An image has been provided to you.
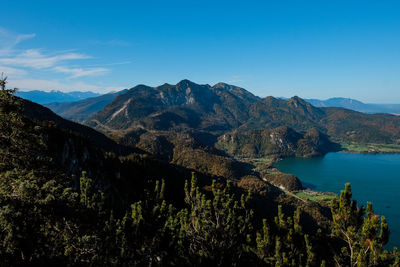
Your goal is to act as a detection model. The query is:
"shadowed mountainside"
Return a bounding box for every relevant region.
[45,90,127,122]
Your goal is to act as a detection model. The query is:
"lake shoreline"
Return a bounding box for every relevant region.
[338,142,400,154]
[273,152,400,248]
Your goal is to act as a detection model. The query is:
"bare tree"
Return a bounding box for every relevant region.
[0,73,17,93]
[0,73,6,91]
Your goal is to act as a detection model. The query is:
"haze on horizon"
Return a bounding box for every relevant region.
[1,0,400,103]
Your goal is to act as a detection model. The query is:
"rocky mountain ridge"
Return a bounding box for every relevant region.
[78,80,400,162]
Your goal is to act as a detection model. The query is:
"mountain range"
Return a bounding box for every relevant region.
[16,81,400,159]
[304,97,400,114]
[80,80,400,148]
[87,80,260,132]
[14,88,400,127]
[27,91,400,127]
[16,90,101,104]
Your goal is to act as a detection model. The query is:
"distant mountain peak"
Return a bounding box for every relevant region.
[213,82,231,89]
[263,96,282,106]
[289,95,305,102]
[156,82,173,88]
[264,96,278,101]
[212,82,247,92]
[176,79,198,87]
[125,84,153,94]
[288,96,311,107]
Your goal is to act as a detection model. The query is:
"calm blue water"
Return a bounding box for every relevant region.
[274,152,400,248]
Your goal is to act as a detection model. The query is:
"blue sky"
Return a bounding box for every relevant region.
[1,0,400,103]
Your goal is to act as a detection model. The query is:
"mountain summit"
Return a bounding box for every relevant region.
[86,80,259,133]
[84,80,400,147]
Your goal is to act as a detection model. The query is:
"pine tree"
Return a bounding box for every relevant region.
[178,174,254,266]
[331,183,393,266]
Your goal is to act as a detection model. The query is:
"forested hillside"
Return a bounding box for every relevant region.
[216,126,340,158]
[80,80,400,160]
[0,77,399,266]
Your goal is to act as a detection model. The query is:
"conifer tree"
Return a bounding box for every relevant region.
[178,174,254,266]
[331,183,392,266]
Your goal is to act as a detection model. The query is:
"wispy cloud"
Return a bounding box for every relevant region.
[0,49,90,69]
[0,27,36,56]
[53,66,108,78]
[0,65,27,77]
[14,33,36,44]
[0,27,125,92]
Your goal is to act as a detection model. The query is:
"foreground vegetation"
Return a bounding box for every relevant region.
[0,78,399,266]
[1,170,398,266]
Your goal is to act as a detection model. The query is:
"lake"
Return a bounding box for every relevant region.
[274,152,400,248]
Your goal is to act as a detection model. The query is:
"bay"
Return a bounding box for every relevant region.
[274,152,400,248]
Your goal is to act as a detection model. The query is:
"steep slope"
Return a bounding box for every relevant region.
[45,90,127,122]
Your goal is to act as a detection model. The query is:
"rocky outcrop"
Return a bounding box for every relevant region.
[263,172,303,191]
